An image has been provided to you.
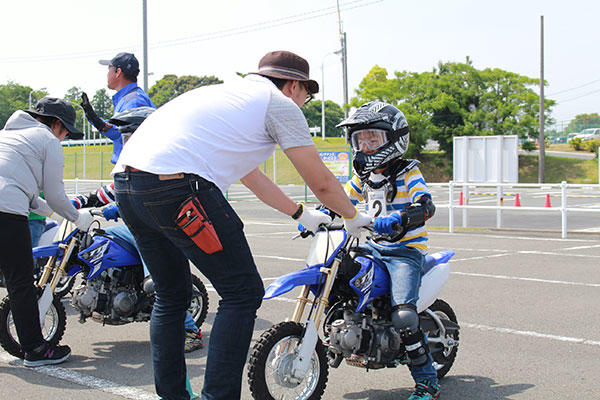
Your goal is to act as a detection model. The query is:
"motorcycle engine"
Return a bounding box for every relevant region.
[72,268,142,323]
[328,309,402,368]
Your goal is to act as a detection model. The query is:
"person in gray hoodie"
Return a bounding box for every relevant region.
[0,97,94,367]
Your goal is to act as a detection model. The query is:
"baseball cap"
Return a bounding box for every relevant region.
[99,52,140,79]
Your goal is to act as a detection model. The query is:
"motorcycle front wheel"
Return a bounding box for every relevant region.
[189,275,209,329]
[0,294,67,359]
[248,321,328,400]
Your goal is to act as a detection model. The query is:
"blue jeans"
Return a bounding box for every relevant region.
[28,219,46,248]
[360,242,438,384]
[114,171,264,400]
[105,224,199,332]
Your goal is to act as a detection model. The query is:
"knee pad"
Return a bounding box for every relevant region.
[391,304,429,367]
[391,303,419,332]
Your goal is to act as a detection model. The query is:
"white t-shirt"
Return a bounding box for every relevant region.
[112,75,313,192]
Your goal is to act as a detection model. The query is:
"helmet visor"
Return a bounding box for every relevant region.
[350,129,389,152]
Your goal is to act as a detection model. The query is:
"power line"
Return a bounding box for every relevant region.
[0,0,382,64]
[558,87,600,103]
[547,77,600,96]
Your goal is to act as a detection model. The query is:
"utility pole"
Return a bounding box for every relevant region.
[142,0,149,92]
[538,15,545,183]
[337,0,349,117]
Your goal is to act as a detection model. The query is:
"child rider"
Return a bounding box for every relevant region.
[337,101,439,400]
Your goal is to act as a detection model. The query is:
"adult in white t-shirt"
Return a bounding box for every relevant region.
[112,50,370,400]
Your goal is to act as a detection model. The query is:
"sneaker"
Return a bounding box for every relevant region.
[408,379,440,400]
[184,329,204,353]
[24,342,71,367]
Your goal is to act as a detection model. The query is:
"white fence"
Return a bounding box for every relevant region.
[64,179,600,239]
[437,181,600,238]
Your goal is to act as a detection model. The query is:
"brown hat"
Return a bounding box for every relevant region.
[250,50,319,94]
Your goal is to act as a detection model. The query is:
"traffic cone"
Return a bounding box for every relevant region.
[459,191,464,206]
[514,193,521,207]
[544,194,551,207]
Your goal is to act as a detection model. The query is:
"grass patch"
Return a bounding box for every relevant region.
[519,154,598,184]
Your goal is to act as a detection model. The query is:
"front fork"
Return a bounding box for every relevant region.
[36,238,77,327]
[290,258,341,379]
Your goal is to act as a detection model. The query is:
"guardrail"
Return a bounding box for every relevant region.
[438,181,600,238]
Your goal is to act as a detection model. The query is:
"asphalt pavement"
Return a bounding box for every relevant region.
[1,201,599,399]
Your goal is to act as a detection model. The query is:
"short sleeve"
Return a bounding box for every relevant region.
[264,93,313,150]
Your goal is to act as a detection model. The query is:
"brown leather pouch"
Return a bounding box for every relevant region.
[175,195,223,254]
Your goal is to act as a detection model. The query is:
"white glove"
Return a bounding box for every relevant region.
[296,208,332,233]
[74,209,94,232]
[343,210,371,237]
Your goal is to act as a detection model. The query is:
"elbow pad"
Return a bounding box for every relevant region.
[404,196,435,231]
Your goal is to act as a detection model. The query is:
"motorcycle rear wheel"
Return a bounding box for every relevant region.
[0,294,67,359]
[189,275,209,329]
[425,299,459,379]
[248,321,329,400]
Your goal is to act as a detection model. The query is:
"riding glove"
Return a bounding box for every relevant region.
[343,210,371,237]
[74,209,94,232]
[296,208,332,233]
[102,204,120,222]
[373,212,403,235]
[297,207,330,232]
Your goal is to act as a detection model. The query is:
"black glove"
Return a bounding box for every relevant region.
[81,92,108,132]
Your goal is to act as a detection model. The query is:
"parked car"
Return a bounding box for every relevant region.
[578,128,600,141]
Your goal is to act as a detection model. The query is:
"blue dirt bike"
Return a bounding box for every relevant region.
[247,224,460,400]
[0,210,209,358]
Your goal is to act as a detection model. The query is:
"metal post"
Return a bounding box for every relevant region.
[341,32,348,117]
[496,184,503,228]
[538,15,545,183]
[100,151,104,180]
[448,181,454,233]
[321,63,326,140]
[462,184,468,228]
[561,181,567,239]
[142,0,149,92]
[273,150,277,185]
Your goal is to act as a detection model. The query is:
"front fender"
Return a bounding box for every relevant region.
[32,244,61,258]
[264,267,324,300]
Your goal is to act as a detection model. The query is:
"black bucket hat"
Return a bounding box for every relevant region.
[26,97,83,139]
[249,50,319,94]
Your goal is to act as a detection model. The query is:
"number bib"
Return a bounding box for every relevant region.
[366,187,388,218]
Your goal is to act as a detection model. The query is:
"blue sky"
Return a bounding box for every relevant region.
[1,0,597,130]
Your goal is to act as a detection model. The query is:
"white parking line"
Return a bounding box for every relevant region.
[451,271,600,287]
[0,352,158,400]
[462,322,600,347]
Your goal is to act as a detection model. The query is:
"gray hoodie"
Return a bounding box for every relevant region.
[0,110,78,221]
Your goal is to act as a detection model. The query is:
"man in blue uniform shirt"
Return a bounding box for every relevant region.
[90,52,156,163]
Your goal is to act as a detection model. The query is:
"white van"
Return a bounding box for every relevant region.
[579,128,600,141]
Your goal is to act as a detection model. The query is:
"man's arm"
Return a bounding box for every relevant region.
[240,168,298,216]
[284,145,357,219]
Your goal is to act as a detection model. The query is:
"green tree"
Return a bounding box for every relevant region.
[565,113,600,133]
[301,100,345,138]
[148,74,223,107]
[0,82,47,128]
[63,86,86,135]
[91,88,113,121]
[351,60,555,157]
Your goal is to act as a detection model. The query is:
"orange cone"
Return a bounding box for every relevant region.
[459,191,464,205]
[544,194,551,207]
[514,193,521,207]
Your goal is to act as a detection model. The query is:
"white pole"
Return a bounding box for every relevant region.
[561,180,567,239]
[496,184,503,228]
[449,181,454,233]
[321,63,326,140]
[272,150,277,185]
[462,184,468,228]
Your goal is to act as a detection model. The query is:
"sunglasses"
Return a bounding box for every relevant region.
[302,83,314,105]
